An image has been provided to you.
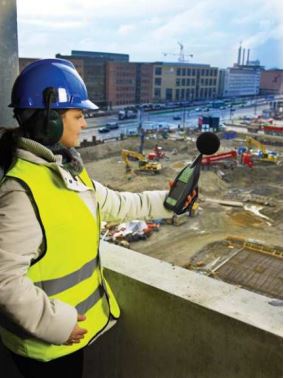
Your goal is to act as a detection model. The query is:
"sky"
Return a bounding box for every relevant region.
[17,0,283,69]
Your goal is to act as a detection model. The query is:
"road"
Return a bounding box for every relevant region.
[80,103,270,143]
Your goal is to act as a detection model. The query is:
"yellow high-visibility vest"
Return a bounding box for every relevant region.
[0,158,120,361]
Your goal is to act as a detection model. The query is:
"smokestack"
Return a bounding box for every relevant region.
[246,49,250,65]
[237,44,242,65]
[242,48,246,65]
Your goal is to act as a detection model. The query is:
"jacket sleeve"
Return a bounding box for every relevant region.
[93,180,174,223]
[0,179,77,345]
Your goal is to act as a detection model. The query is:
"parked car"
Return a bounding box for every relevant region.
[195,107,201,112]
[173,115,182,120]
[165,102,176,108]
[152,104,164,110]
[118,110,136,120]
[84,110,97,118]
[140,103,152,111]
[106,122,119,130]
[98,127,110,133]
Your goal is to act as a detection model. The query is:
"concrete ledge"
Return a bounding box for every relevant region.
[83,241,282,378]
[100,241,282,337]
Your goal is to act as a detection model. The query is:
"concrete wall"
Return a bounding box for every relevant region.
[84,242,282,378]
[1,242,282,377]
[0,0,18,127]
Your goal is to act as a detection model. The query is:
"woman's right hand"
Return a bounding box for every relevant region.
[64,313,88,345]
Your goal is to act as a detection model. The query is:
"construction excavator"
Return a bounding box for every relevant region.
[245,137,279,163]
[147,145,166,161]
[121,149,162,174]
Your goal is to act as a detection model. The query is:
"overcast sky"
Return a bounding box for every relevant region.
[17,0,283,69]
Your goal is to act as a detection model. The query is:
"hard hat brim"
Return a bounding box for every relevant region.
[9,99,99,110]
[71,99,99,110]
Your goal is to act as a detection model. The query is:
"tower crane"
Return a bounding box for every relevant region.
[162,42,193,63]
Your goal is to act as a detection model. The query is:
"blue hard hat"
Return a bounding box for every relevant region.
[10,58,98,110]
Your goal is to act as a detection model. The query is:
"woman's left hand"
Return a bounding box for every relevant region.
[183,188,198,210]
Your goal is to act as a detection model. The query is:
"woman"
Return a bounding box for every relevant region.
[0,59,194,378]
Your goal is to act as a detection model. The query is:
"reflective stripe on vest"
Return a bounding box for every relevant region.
[0,159,120,361]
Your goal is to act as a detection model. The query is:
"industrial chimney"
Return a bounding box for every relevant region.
[246,49,250,65]
[237,44,242,65]
[242,48,246,65]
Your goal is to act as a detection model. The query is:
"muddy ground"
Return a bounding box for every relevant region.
[80,134,283,268]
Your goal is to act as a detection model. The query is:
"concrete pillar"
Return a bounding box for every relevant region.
[0,0,19,128]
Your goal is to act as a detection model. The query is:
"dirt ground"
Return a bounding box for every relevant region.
[80,133,283,268]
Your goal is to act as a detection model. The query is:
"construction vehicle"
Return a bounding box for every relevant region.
[118,109,137,120]
[147,145,166,160]
[201,150,237,167]
[245,137,278,163]
[201,149,254,168]
[121,149,162,174]
[241,152,253,168]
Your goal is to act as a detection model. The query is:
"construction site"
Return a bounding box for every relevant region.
[80,114,283,302]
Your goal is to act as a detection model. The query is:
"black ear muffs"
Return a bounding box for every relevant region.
[26,109,63,146]
[16,87,64,145]
[40,87,64,145]
[45,109,64,144]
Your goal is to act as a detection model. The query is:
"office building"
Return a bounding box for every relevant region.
[152,62,218,102]
[223,46,263,97]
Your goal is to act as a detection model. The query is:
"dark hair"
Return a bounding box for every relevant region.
[0,108,67,174]
[0,109,35,174]
[0,128,20,174]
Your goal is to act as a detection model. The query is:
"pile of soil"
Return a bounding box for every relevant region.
[199,171,229,195]
[223,165,283,198]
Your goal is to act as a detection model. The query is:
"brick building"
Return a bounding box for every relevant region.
[260,69,283,95]
[106,62,153,106]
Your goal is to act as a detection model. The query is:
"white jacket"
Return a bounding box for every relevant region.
[0,140,173,346]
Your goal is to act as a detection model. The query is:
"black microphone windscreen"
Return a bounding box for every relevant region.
[196,132,220,155]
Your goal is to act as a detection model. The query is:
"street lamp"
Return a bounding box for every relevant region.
[139,127,145,154]
[182,103,186,129]
[254,95,257,115]
[230,106,233,120]
[137,108,144,132]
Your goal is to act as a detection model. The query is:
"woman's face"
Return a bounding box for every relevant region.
[59,109,87,148]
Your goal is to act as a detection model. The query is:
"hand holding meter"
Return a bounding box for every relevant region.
[164,132,220,215]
